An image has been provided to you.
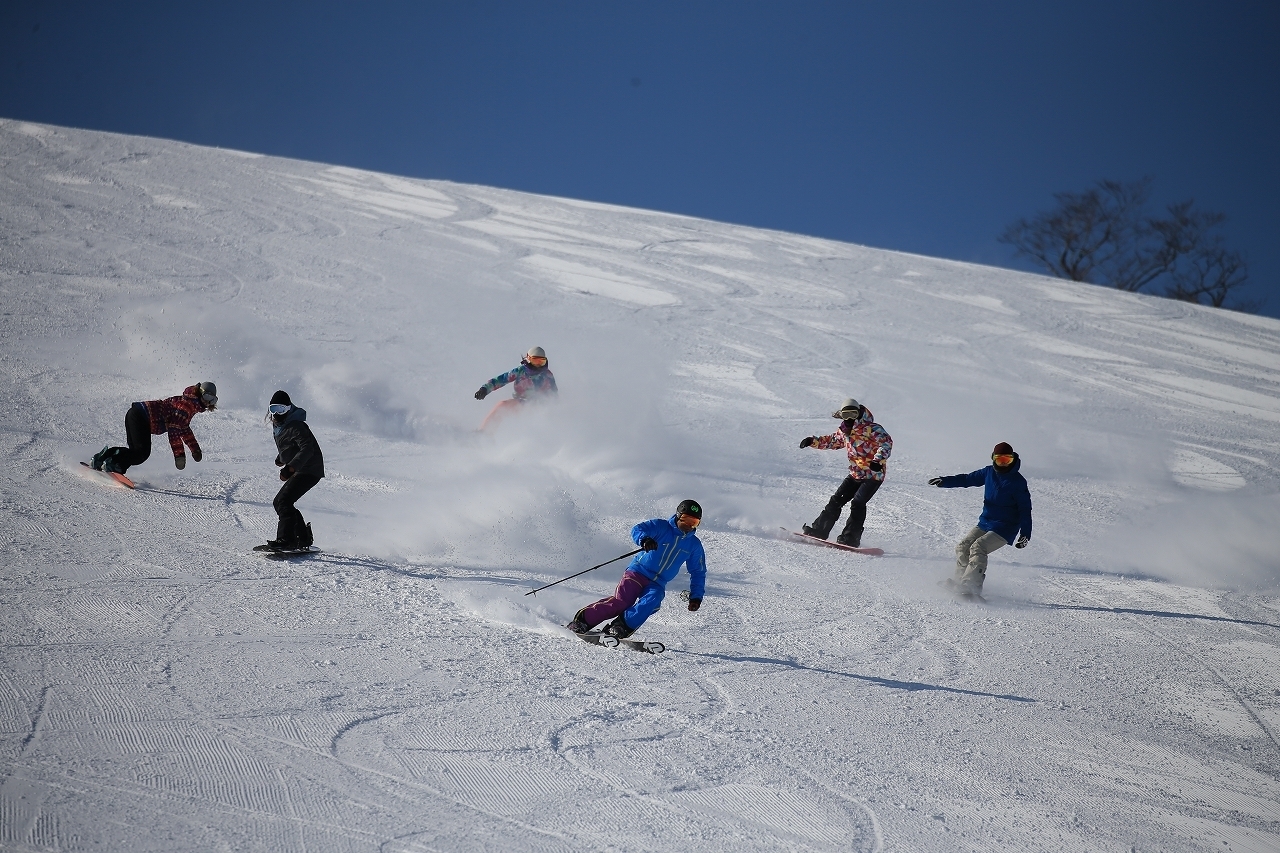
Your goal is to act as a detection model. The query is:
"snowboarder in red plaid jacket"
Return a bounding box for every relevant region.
[93,383,218,475]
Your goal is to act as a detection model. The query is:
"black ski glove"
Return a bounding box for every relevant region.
[640,537,658,551]
[280,466,293,482]
[928,477,943,486]
[800,436,815,448]
[1015,535,1030,549]
[474,387,488,400]
[191,447,202,463]
[687,597,702,612]
[869,460,882,472]
[174,454,186,470]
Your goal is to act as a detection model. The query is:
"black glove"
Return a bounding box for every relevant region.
[191,448,202,463]
[174,454,186,470]
[868,460,882,472]
[279,466,292,482]
[800,436,815,448]
[1015,535,1030,549]
[687,597,702,612]
[640,537,658,551]
[928,477,943,486]
[474,387,488,400]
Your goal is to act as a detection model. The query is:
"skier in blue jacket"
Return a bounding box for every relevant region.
[929,442,1032,595]
[567,500,707,638]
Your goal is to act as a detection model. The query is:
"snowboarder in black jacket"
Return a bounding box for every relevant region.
[264,390,324,551]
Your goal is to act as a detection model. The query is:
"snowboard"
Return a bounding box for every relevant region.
[780,528,883,556]
[577,631,666,654]
[253,544,320,560]
[939,577,986,603]
[80,461,135,489]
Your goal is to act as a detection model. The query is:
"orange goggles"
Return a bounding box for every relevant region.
[992,454,1015,466]
[677,513,701,528]
[526,356,548,367]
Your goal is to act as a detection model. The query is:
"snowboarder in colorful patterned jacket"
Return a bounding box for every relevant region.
[929,442,1032,595]
[474,346,558,430]
[92,383,218,475]
[567,500,707,639]
[799,398,893,548]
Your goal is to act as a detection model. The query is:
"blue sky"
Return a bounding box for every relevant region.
[3,1,1277,315]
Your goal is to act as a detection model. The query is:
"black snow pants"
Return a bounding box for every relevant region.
[274,471,322,544]
[808,476,882,543]
[107,403,153,473]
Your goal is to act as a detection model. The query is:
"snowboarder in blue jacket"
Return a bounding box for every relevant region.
[929,442,1032,595]
[567,500,707,638]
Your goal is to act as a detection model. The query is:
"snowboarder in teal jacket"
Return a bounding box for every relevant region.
[568,500,707,638]
[929,442,1032,594]
[474,346,558,430]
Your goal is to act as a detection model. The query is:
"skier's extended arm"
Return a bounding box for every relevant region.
[685,541,706,606]
[631,518,665,548]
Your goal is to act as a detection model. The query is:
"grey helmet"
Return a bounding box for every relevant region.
[197,381,218,410]
[832,398,861,419]
[526,346,546,359]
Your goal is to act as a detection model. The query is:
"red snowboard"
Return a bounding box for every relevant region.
[780,528,883,556]
[80,461,135,489]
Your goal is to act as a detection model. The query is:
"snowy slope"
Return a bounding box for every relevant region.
[2,118,1279,852]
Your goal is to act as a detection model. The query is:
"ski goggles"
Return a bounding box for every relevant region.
[268,403,292,416]
[526,356,548,367]
[992,453,1015,466]
[677,513,701,528]
[201,392,218,407]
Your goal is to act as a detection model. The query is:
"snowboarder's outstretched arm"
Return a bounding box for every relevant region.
[932,469,987,488]
[476,367,520,399]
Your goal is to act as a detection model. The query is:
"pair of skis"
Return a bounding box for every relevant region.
[575,631,666,655]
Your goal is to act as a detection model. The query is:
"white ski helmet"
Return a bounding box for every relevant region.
[526,346,546,359]
[832,398,861,419]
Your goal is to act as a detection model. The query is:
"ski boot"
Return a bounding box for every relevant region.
[91,446,111,471]
[102,452,127,475]
[602,615,635,639]
[566,609,592,635]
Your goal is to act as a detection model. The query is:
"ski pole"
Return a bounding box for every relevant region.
[524,548,642,596]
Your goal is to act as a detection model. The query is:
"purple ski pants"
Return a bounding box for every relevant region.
[579,570,651,629]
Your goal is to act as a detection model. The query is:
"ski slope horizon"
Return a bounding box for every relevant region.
[2,118,1280,851]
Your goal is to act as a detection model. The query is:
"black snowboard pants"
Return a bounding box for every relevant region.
[274,471,322,544]
[809,476,882,543]
[107,403,153,473]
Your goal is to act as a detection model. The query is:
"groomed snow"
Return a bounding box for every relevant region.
[2,119,1279,852]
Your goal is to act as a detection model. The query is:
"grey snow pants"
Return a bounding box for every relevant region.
[954,527,1006,589]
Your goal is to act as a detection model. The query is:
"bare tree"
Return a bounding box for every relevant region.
[1000,178,1254,311]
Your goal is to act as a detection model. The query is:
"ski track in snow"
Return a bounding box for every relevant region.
[1,119,1279,851]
